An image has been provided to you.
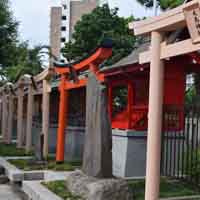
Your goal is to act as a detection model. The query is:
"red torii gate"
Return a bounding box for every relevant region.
[54,42,112,162]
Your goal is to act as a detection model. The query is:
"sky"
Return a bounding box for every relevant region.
[10,0,154,47]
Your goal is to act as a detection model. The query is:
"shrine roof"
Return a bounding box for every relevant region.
[101,42,149,72]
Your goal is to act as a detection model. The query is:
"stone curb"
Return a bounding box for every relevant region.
[0,157,24,182]
[22,181,62,200]
[0,157,45,182]
[4,156,33,160]
[160,195,200,200]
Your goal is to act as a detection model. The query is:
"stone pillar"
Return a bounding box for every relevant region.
[145,31,164,200]
[17,86,24,148]
[7,92,14,144]
[83,73,112,178]
[25,84,34,153]
[42,79,51,158]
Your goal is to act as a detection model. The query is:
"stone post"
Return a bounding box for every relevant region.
[83,73,112,178]
[145,31,164,200]
[17,86,24,148]
[25,84,34,153]
[42,79,51,158]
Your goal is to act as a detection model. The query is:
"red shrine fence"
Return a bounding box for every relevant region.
[161,105,200,186]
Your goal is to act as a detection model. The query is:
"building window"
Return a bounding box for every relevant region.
[62,16,66,20]
[63,5,67,9]
[61,37,66,43]
[61,26,66,31]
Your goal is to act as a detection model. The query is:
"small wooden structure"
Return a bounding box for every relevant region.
[129,0,200,199]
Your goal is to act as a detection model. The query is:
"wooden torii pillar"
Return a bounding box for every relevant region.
[131,1,200,199]
[16,83,24,148]
[7,83,15,144]
[0,89,2,140]
[1,89,7,142]
[15,76,31,149]
[34,67,54,158]
[24,68,54,154]
[25,81,34,153]
[1,85,9,143]
[54,42,112,162]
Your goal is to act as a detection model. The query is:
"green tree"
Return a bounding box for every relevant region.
[0,0,44,84]
[0,0,18,68]
[62,4,136,65]
[136,0,184,10]
[4,43,45,82]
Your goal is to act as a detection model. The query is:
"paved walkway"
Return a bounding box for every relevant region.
[0,184,26,200]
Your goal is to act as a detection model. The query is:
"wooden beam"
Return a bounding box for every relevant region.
[17,86,24,148]
[183,2,200,44]
[128,82,134,129]
[145,31,164,200]
[108,85,113,121]
[56,75,68,162]
[133,0,199,35]
[7,93,14,144]
[34,67,54,83]
[139,38,200,64]
[1,94,8,143]
[64,78,87,90]
[42,79,51,158]
[25,84,34,153]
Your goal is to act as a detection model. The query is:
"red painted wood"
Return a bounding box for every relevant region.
[108,85,113,121]
[128,82,134,129]
[54,46,112,162]
[56,75,68,162]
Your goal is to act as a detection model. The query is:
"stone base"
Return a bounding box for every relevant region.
[112,129,147,178]
[66,170,133,200]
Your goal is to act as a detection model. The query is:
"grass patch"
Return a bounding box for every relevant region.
[0,143,33,156]
[8,158,81,171]
[42,180,82,200]
[128,178,200,200]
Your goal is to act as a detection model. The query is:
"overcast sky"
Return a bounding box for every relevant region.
[10,0,154,47]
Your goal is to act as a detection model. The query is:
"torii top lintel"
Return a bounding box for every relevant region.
[54,44,112,76]
[131,0,200,64]
[132,0,200,37]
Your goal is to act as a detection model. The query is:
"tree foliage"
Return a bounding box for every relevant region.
[136,0,184,10]
[0,0,44,84]
[4,43,45,82]
[0,0,18,68]
[62,4,136,65]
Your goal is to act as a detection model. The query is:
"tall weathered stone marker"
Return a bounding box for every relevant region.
[83,73,112,178]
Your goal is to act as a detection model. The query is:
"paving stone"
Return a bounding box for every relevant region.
[0,184,24,200]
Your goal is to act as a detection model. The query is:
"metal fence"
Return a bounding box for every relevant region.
[161,105,200,186]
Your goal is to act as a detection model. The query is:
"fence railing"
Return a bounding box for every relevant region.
[161,105,200,186]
